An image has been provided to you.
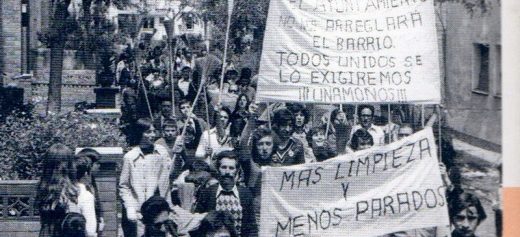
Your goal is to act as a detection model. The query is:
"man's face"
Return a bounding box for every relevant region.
[161,103,173,117]
[312,131,326,147]
[275,121,294,140]
[218,110,229,127]
[143,127,158,142]
[360,108,373,128]
[181,69,191,80]
[180,103,191,118]
[228,73,238,82]
[294,112,305,127]
[452,206,480,237]
[257,136,274,160]
[219,158,237,178]
[334,111,347,125]
[163,126,178,140]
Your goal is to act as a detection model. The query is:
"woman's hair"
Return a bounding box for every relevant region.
[306,125,330,147]
[61,212,86,237]
[251,127,279,165]
[74,156,92,181]
[36,143,78,212]
[350,129,374,151]
[213,106,232,128]
[198,211,239,237]
[232,93,251,112]
[287,103,310,125]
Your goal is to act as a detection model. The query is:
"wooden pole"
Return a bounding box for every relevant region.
[325,109,332,138]
[437,104,442,162]
[218,1,234,105]
[267,102,272,130]
[169,38,176,118]
[421,104,425,128]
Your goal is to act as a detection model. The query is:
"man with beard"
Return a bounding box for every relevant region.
[349,105,385,146]
[119,119,173,237]
[271,108,305,166]
[194,150,258,237]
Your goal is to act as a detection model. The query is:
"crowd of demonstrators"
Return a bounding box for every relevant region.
[31,37,496,237]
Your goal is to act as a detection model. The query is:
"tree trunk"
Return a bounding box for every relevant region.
[46,0,71,115]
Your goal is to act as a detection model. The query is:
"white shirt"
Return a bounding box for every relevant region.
[195,127,233,160]
[77,183,97,237]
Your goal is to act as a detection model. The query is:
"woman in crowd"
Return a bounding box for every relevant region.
[73,154,98,237]
[75,148,105,237]
[36,143,78,237]
[306,125,337,162]
[230,93,251,137]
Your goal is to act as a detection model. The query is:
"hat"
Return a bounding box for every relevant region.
[76,148,101,163]
[141,193,172,225]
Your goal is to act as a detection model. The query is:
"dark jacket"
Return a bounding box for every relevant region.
[194,184,258,237]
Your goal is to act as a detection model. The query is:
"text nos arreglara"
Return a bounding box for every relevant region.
[278,11,423,33]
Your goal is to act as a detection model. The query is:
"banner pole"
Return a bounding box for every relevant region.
[437,104,442,162]
[169,38,176,118]
[218,0,234,106]
[354,105,358,125]
[421,105,425,128]
[388,104,392,144]
[267,102,272,130]
[325,108,332,138]
[204,87,212,149]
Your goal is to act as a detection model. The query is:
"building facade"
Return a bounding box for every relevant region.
[441,1,501,151]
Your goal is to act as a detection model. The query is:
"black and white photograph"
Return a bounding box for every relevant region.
[0,0,506,236]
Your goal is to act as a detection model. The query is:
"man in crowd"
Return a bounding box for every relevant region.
[140,194,207,237]
[271,108,305,166]
[194,150,257,237]
[119,119,172,237]
[449,192,487,237]
[350,105,385,146]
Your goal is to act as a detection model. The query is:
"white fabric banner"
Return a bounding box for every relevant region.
[256,0,441,104]
[260,127,449,237]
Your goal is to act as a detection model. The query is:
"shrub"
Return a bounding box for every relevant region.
[0,111,127,180]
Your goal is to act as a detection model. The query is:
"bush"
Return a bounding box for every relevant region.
[0,111,127,180]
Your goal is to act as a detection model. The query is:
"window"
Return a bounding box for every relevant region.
[143,18,154,29]
[472,43,490,94]
[494,45,501,97]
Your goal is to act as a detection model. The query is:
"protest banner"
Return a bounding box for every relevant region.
[260,127,449,236]
[256,0,441,104]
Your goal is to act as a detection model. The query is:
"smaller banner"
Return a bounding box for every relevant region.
[260,127,449,237]
[256,0,441,104]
